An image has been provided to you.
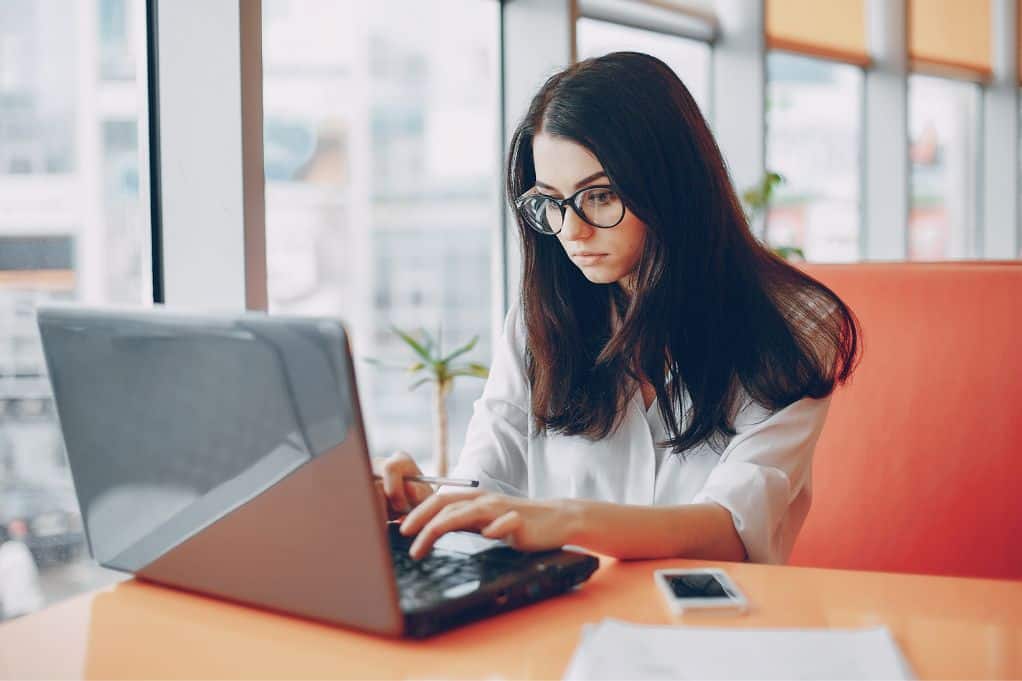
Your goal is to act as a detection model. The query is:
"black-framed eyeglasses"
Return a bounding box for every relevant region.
[514,184,626,235]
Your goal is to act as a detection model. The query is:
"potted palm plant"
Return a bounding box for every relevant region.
[366,327,488,476]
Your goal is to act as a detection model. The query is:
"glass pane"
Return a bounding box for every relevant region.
[908,75,981,260]
[0,0,148,619]
[765,52,863,262]
[262,1,500,473]
[576,17,711,118]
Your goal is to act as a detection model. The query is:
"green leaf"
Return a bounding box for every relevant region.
[762,172,785,203]
[740,170,786,221]
[406,361,425,373]
[408,376,433,391]
[363,357,410,371]
[441,335,478,364]
[449,362,489,379]
[772,245,805,261]
[419,327,436,355]
[391,326,434,363]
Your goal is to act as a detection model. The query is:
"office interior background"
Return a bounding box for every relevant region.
[0,0,1019,619]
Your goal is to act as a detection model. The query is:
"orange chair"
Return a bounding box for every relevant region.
[788,263,1022,580]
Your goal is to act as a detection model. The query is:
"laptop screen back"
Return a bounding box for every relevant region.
[37,307,358,571]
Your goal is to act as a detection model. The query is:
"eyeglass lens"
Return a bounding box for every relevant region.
[521,187,624,234]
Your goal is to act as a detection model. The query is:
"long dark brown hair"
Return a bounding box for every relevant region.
[506,52,860,453]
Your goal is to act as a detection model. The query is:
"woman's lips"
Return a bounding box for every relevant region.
[571,253,609,266]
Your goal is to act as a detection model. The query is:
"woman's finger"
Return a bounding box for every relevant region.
[404,480,434,508]
[399,489,483,537]
[408,501,503,559]
[373,479,391,520]
[480,509,522,540]
[380,451,420,513]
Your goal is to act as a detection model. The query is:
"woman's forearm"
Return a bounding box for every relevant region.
[563,499,748,562]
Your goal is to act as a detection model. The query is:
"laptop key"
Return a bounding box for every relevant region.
[389,543,488,608]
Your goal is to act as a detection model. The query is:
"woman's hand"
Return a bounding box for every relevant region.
[372,451,435,520]
[398,489,581,559]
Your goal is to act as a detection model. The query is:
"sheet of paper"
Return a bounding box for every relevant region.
[563,619,914,680]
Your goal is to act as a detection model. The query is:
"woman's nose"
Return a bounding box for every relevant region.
[559,207,594,241]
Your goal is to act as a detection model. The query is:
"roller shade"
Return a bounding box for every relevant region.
[766,0,869,66]
[577,0,719,43]
[908,0,992,79]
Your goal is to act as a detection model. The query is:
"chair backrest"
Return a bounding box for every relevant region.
[788,263,1022,580]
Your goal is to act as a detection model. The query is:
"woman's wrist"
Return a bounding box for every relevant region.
[557,498,590,546]
[546,499,746,561]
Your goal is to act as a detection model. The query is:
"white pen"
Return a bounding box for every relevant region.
[373,474,480,488]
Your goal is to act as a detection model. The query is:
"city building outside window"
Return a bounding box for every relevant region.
[765,52,863,262]
[0,0,147,619]
[908,74,981,260]
[262,0,501,472]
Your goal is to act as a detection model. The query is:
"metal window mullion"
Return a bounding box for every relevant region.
[494,0,511,337]
[858,63,868,260]
[864,0,908,260]
[152,0,266,311]
[144,0,163,304]
[975,86,985,259]
[711,0,765,237]
[498,0,575,330]
[982,0,1019,259]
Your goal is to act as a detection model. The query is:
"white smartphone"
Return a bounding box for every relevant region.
[653,568,749,615]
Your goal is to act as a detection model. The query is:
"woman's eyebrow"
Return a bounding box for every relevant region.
[535,171,608,194]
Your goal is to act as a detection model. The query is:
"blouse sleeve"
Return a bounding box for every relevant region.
[443,304,530,497]
[690,394,831,564]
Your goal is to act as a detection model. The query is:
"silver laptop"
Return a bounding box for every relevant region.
[36,305,598,637]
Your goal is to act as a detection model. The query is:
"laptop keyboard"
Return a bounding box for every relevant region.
[388,531,486,608]
[391,544,480,589]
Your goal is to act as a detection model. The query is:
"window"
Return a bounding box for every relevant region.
[262,0,500,471]
[100,0,135,81]
[0,1,76,174]
[765,52,863,262]
[908,75,982,260]
[576,17,712,117]
[0,0,148,619]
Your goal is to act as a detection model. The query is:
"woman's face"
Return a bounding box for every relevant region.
[531,131,647,289]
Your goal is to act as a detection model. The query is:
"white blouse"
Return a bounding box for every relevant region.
[447,304,831,564]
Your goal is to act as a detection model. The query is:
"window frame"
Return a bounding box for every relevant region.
[144,0,1022,317]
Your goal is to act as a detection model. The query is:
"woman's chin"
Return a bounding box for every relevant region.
[577,265,624,285]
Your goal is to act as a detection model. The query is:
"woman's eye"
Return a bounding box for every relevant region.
[589,191,614,205]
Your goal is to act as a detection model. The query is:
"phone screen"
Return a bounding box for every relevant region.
[664,573,733,600]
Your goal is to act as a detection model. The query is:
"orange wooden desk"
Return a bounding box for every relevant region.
[1,557,1020,680]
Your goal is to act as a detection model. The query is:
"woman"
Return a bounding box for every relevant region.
[375,52,859,564]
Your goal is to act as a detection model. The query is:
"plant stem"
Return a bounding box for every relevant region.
[433,380,450,477]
